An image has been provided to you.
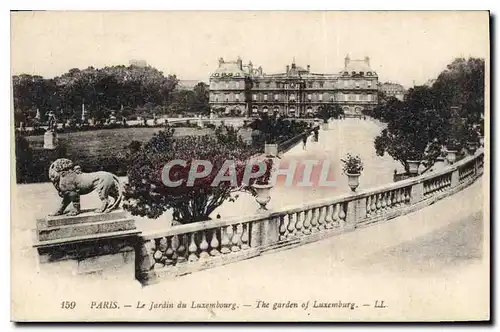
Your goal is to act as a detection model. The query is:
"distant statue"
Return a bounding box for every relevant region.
[47,111,57,131]
[48,158,122,216]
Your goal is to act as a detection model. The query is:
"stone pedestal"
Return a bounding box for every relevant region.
[43,130,57,150]
[33,210,140,279]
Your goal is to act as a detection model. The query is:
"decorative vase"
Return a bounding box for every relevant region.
[446,149,457,164]
[264,143,278,156]
[252,183,273,211]
[346,173,360,192]
[407,160,420,175]
[466,142,478,155]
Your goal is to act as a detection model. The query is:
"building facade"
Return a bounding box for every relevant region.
[209,55,379,117]
[379,82,406,101]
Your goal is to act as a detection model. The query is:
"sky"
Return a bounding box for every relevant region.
[11,11,489,88]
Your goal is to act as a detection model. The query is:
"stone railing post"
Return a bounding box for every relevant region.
[451,168,460,188]
[256,216,280,247]
[410,182,424,204]
[346,197,366,228]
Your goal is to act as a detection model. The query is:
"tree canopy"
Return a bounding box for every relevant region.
[373,57,484,174]
[12,65,211,126]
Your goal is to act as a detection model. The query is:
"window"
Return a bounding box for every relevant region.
[360,72,364,76]
[266,82,270,88]
[319,94,323,101]
[367,81,372,88]
[235,93,240,102]
[225,83,229,89]
[319,82,324,88]
[255,82,260,88]
[252,94,257,101]
[344,80,349,88]
[308,82,313,88]
[367,72,372,76]
[274,94,279,101]
[355,81,360,88]
[307,94,312,101]
[225,93,229,102]
[348,94,355,101]
[236,81,240,88]
[215,95,219,102]
[290,94,296,101]
[264,94,268,101]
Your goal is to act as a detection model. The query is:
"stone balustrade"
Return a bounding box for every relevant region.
[136,149,484,285]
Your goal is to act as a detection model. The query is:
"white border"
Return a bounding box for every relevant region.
[2,1,496,330]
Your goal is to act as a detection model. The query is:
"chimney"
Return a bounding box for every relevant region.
[286,65,290,73]
[345,54,350,67]
[236,56,242,69]
[248,61,253,73]
[218,57,224,67]
[364,56,370,67]
[307,65,310,72]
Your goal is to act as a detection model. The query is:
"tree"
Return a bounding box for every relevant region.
[122,127,271,224]
[318,104,343,122]
[374,86,445,174]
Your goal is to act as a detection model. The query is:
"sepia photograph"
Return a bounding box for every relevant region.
[10,10,489,322]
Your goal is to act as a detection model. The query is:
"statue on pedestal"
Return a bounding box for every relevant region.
[48,158,123,216]
[44,111,58,149]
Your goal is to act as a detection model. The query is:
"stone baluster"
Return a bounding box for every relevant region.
[386,191,393,209]
[220,225,232,254]
[310,208,318,232]
[210,229,220,256]
[162,237,174,265]
[302,209,312,234]
[338,203,346,225]
[405,188,411,204]
[279,215,288,241]
[295,211,304,234]
[199,231,210,259]
[176,234,188,263]
[317,207,325,230]
[375,194,382,213]
[231,224,242,252]
[241,223,250,249]
[287,213,296,238]
[188,232,198,262]
[332,204,339,226]
[324,205,333,229]
[381,192,387,210]
[170,235,179,262]
[370,195,377,214]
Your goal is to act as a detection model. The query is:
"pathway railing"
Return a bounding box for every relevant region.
[136,149,484,285]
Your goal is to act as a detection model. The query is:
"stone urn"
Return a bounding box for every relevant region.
[252,183,273,211]
[346,173,360,192]
[407,160,421,175]
[264,143,278,156]
[466,142,479,155]
[446,149,458,164]
[321,122,329,131]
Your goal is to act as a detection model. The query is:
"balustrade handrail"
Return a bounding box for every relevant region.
[141,149,484,241]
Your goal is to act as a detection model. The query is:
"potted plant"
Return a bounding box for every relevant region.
[341,154,364,192]
[250,157,275,211]
[445,138,461,164]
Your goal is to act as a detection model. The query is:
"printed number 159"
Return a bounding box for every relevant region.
[61,301,76,309]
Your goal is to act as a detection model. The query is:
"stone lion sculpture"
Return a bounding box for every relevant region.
[48,158,123,216]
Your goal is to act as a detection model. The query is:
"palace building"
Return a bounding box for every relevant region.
[208,55,379,117]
